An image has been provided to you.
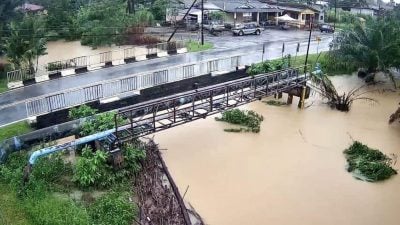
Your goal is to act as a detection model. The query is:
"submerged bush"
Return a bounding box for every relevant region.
[215,109,264,133]
[263,100,287,106]
[89,192,137,225]
[344,141,397,182]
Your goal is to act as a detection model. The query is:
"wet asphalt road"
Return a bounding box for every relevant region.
[0,30,333,126]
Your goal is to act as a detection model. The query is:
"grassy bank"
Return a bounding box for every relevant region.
[0,76,7,94]
[0,184,31,225]
[0,121,33,142]
[186,40,213,52]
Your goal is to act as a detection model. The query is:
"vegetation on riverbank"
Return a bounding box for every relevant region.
[344,141,397,182]
[215,109,264,133]
[0,121,33,142]
[0,74,7,93]
[0,140,145,225]
[186,40,213,52]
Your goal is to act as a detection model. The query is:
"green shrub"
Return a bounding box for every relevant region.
[69,105,98,120]
[123,143,145,170]
[0,151,27,191]
[344,141,397,182]
[89,192,137,225]
[32,154,71,184]
[247,56,290,76]
[25,195,90,225]
[73,146,110,188]
[215,109,264,133]
[80,112,123,137]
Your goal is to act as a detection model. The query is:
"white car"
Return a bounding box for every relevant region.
[203,21,225,32]
[232,23,264,36]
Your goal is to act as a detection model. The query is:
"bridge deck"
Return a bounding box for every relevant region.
[114,66,308,142]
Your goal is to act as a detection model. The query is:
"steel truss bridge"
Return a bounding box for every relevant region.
[113,66,309,143]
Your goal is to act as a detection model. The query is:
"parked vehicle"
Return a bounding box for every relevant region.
[278,21,290,30]
[320,24,334,33]
[203,21,225,33]
[232,23,263,36]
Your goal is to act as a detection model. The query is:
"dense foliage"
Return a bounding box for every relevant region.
[344,141,397,182]
[73,146,110,188]
[0,140,143,224]
[68,105,98,120]
[73,144,145,188]
[89,192,137,225]
[2,15,47,70]
[247,55,290,76]
[330,18,400,87]
[25,195,91,225]
[80,112,124,136]
[215,109,264,133]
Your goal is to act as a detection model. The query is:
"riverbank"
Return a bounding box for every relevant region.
[154,74,400,225]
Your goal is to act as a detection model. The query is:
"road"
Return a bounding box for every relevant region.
[0,30,333,126]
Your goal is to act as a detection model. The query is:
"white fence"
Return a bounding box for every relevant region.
[26,54,244,117]
[7,40,186,84]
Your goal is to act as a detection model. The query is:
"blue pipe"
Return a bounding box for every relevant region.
[28,129,114,165]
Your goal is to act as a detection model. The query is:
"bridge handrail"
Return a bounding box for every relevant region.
[118,65,308,113]
[25,54,245,117]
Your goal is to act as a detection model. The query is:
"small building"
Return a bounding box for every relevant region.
[271,2,323,28]
[209,0,283,25]
[170,0,283,25]
[16,3,45,14]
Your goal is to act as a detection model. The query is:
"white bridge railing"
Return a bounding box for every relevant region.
[25,54,244,117]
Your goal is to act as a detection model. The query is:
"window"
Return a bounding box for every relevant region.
[243,12,252,17]
[302,14,305,20]
[320,15,324,21]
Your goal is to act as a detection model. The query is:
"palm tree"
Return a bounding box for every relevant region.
[330,18,400,87]
[2,15,47,72]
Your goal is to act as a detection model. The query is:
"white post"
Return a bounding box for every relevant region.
[257,12,260,24]
[275,12,278,25]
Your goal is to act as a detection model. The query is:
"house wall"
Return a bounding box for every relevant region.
[350,8,374,16]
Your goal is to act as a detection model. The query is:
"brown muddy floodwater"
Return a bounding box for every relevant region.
[154,74,400,225]
[37,40,144,65]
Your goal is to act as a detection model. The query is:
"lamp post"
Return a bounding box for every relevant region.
[201,0,204,45]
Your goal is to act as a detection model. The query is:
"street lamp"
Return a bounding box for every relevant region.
[201,0,204,45]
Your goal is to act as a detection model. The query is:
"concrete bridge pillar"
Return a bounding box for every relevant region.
[274,92,283,99]
[287,94,293,104]
[298,86,307,109]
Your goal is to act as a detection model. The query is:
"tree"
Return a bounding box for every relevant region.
[150,0,167,21]
[330,18,400,87]
[0,0,23,55]
[75,0,135,48]
[2,15,47,71]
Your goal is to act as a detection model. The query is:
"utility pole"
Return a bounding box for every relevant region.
[201,0,204,45]
[333,0,337,32]
[304,16,313,73]
[300,16,313,109]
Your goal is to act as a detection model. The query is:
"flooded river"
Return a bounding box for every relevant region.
[155,74,400,225]
[37,40,145,65]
